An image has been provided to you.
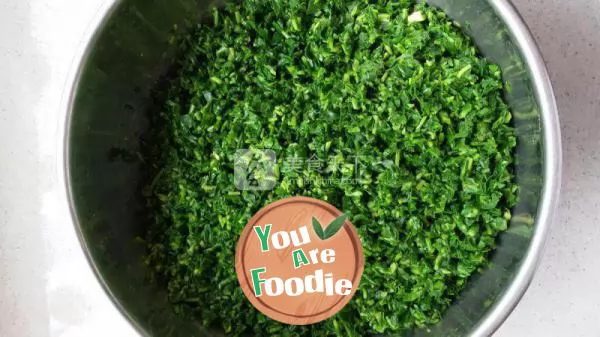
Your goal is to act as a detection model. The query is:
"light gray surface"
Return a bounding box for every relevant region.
[0,0,597,336]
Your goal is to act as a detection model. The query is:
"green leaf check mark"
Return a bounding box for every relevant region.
[312,214,348,240]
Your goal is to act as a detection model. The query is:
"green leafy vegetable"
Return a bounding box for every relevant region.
[142,0,518,336]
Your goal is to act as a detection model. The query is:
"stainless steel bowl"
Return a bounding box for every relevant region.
[61,0,561,336]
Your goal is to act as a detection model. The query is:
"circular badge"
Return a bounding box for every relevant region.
[235,196,364,325]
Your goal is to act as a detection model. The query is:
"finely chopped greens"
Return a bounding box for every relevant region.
[142,0,518,336]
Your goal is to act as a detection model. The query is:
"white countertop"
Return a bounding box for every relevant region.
[0,0,598,336]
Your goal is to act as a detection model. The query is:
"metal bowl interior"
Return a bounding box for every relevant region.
[65,0,560,336]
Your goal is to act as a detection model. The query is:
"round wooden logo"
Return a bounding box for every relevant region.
[235,196,364,325]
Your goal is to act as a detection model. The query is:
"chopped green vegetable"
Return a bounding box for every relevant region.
[142,0,518,336]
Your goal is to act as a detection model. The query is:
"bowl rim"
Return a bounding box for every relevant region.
[58,0,562,336]
[468,1,562,335]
